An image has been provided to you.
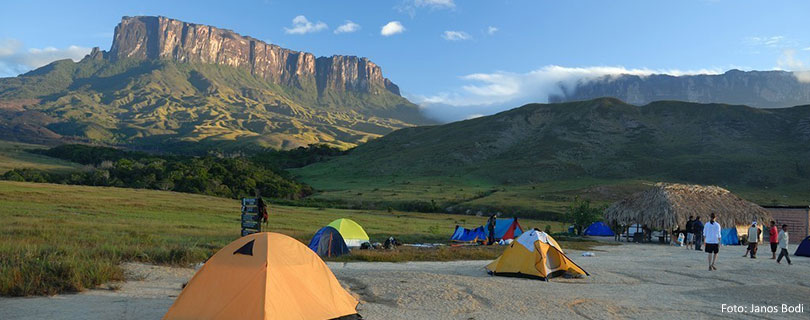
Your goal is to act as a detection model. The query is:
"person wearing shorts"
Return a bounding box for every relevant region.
[685,216,695,250]
[703,213,722,271]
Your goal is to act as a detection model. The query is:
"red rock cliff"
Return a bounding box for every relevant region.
[104,16,400,95]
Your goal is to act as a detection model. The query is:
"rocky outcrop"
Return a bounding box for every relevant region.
[549,70,810,108]
[103,16,400,96]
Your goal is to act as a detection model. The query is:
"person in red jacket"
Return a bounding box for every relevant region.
[768,220,779,259]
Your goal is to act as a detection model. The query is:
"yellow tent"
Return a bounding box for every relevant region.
[163,232,359,320]
[486,230,588,280]
[327,218,370,247]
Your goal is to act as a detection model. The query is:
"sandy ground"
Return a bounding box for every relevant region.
[2,242,809,319]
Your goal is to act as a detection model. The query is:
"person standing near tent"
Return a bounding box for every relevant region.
[693,216,704,251]
[769,220,779,259]
[776,224,792,265]
[486,214,497,245]
[703,213,722,271]
[610,219,621,242]
[743,221,759,259]
[685,216,695,250]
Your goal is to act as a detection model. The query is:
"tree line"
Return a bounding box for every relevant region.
[1,144,331,200]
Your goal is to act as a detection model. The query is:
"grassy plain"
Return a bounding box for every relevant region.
[0,181,577,296]
[0,140,80,173]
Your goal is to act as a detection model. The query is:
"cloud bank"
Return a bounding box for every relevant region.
[0,39,90,77]
[410,65,722,122]
[284,15,328,34]
[381,21,405,36]
[778,49,810,83]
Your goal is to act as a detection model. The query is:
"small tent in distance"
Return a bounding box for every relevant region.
[163,232,359,320]
[796,236,810,257]
[327,218,370,247]
[309,226,350,258]
[721,228,740,245]
[484,218,524,241]
[486,230,588,281]
[583,221,614,236]
[450,225,487,242]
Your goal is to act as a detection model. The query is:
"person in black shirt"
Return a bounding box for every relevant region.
[693,216,704,251]
[486,214,497,245]
[685,216,695,250]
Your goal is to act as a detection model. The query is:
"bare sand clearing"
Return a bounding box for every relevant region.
[2,243,808,319]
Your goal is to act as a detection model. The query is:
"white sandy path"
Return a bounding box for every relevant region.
[1,243,808,319]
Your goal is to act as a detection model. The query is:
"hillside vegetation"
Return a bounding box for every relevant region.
[0,181,564,296]
[0,58,424,150]
[2,144,314,200]
[295,98,810,217]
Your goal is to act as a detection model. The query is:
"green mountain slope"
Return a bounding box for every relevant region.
[295,98,810,215]
[0,17,429,150]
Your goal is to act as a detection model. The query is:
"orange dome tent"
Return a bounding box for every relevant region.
[163,232,359,320]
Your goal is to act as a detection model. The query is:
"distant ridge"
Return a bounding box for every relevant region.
[299,98,810,189]
[550,69,810,108]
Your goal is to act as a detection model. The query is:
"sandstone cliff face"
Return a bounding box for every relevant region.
[104,16,399,96]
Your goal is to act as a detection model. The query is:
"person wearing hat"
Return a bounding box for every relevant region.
[742,221,760,259]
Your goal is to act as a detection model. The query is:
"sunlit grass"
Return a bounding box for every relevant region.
[0,181,560,296]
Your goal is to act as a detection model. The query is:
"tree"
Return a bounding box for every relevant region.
[565,196,603,236]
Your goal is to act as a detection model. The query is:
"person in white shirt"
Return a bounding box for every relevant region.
[703,212,722,271]
[776,224,792,265]
[742,221,759,259]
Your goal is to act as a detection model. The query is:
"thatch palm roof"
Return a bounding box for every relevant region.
[604,183,772,229]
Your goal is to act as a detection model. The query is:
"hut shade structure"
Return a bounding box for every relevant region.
[604,183,772,230]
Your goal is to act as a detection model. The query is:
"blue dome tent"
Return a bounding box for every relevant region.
[583,221,614,236]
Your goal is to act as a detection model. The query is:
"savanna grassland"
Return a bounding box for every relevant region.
[0,180,573,296]
[0,140,80,174]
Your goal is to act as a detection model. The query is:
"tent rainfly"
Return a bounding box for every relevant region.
[603,183,772,230]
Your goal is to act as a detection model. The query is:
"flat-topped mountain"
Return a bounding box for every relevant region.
[550,70,810,108]
[108,16,400,96]
[0,16,429,150]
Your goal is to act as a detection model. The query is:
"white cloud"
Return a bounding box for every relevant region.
[414,0,455,9]
[397,0,455,16]
[777,49,810,83]
[284,15,328,35]
[442,31,471,41]
[0,39,90,77]
[411,65,722,122]
[487,26,498,35]
[334,20,360,34]
[803,47,810,51]
[381,21,405,36]
[747,36,785,47]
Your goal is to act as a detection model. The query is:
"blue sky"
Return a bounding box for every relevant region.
[2,0,809,120]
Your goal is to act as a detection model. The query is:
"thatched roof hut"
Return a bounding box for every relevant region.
[604,183,772,229]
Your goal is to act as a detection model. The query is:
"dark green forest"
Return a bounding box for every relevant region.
[0,144,344,200]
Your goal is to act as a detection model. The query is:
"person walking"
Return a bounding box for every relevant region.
[776,224,792,265]
[703,213,722,270]
[768,220,779,259]
[743,221,759,258]
[693,216,704,251]
[685,216,695,250]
